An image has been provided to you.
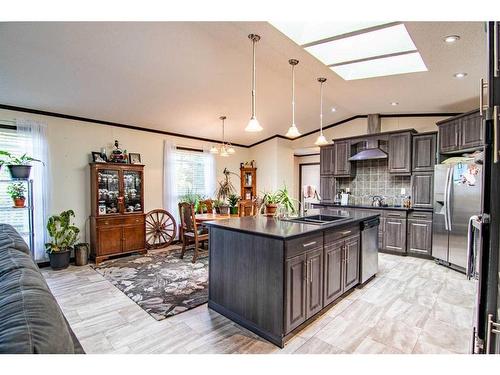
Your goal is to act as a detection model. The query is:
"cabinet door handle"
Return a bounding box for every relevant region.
[303,262,307,281]
[494,105,499,164]
[387,214,402,217]
[480,78,488,117]
[309,260,312,283]
[494,22,499,78]
[302,241,317,248]
[340,230,352,236]
[412,214,428,219]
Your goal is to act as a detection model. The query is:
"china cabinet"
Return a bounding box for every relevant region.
[240,167,257,201]
[89,163,146,264]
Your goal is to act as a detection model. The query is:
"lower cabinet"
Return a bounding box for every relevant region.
[407,212,433,256]
[344,235,360,290]
[306,248,324,318]
[382,212,407,253]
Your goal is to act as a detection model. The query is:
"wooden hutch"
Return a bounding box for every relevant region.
[240,166,257,201]
[89,163,146,265]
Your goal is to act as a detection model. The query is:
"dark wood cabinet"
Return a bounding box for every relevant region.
[90,163,146,265]
[323,240,344,305]
[320,176,335,203]
[388,132,412,175]
[412,133,437,172]
[411,172,434,208]
[333,141,354,177]
[240,167,257,201]
[407,212,433,256]
[320,145,335,175]
[382,212,407,253]
[438,110,483,154]
[460,112,484,149]
[344,235,360,290]
[285,254,307,333]
[306,248,323,318]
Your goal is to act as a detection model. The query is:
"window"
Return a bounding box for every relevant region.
[0,125,33,248]
[174,148,215,199]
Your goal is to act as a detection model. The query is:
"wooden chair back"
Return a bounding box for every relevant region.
[239,200,257,217]
[197,199,213,214]
[178,202,197,233]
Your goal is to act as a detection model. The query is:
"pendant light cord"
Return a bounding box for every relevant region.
[251,37,256,118]
[292,64,295,126]
[320,80,323,134]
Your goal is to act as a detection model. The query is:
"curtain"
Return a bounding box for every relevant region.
[203,150,216,199]
[163,140,179,224]
[16,118,50,262]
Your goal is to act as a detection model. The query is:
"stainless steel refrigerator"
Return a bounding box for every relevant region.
[432,162,483,269]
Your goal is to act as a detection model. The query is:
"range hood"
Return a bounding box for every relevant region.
[348,139,387,161]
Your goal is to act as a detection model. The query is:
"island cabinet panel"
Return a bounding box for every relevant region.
[344,235,360,290]
[388,132,412,175]
[306,248,324,318]
[412,133,437,172]
[208,227,284,342]
[285,254,307,333]
[323,239,344,305]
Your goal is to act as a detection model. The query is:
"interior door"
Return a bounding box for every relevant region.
[449,163,483,268]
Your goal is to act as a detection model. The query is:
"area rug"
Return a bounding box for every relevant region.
[91,247,208,320]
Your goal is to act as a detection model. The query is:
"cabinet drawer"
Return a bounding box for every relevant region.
[286,233,323,259]
[408,211,432,221]
[96,217,124,227]
[382,210,406,219]
[324,225,359,243]
[123,215,145,225]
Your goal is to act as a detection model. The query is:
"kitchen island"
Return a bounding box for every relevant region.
[205,208,379,347]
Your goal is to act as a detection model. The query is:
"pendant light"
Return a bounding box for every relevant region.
[245,34,263,132]
[285,59,301,138]
[209,116,235,157]
[314,77,329,146]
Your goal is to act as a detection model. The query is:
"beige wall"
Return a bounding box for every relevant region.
[0,108,249,239]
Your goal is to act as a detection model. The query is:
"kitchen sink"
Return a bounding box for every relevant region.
[284,214,348,225]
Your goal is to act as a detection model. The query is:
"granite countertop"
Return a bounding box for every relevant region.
[203,208,379,240]
[313,202,433,212]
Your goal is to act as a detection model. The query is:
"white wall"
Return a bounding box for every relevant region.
[0,108,249,240]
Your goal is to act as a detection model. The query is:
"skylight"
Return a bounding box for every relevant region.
[304,24,417,66]
[270,21,388,45]
[331,52,428,80]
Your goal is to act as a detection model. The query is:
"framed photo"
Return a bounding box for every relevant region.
[92,151,107,163]
[129,153,142,164]
[98,205,106,215]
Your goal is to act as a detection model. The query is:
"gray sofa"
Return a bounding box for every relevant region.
[0,224,84,353]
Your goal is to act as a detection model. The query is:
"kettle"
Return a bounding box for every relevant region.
[372,195,384,207]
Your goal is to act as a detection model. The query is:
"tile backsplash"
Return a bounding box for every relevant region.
[336,159,411,206]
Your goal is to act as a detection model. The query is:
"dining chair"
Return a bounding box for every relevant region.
[239,200,258,217]
[197,199,213,214]
[178,202,208,263]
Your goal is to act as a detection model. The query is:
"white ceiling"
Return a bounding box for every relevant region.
[0,21,486,146]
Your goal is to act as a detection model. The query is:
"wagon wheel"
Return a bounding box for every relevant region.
[145,209,177,249]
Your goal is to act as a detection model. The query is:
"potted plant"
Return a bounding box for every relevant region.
[45,210,80,270]
[228,194,240,215]
[2,151,43,179]
[262,191,280,215]
[179,190,203,213]
[216,168,238,215]
[7,182,27,208]
[213,199,223,214]
[276,185,298,216]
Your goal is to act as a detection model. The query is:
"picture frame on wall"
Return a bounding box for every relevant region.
[92,151,107,163]
[129,153,142,164]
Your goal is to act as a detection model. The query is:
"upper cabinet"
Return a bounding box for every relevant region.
[333,141,354,177]
[412,133,437,172]
[320,145,335,175]
[388,132,412,175]
[437,110,483,154]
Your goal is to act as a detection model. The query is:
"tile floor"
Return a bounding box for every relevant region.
[41,252,475,354]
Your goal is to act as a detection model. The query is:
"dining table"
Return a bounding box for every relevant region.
[195,213,239,223]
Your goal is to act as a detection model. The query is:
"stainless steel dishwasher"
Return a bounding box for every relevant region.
[360,217,380,284]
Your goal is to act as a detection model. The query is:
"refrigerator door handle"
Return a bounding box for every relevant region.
[443,166,451,231]
[446,165,453,231]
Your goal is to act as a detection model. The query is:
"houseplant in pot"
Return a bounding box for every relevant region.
[216,168,238,215]
[6,182,27,208]
[276,185,298,216]
[213,199,223,214]
[262,191,280,216]
[45,210,80,270]
[228,194,240,215]
[2,152,43,179]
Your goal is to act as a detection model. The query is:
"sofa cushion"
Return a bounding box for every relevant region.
[0,246,75,353]
[0,224,30,255]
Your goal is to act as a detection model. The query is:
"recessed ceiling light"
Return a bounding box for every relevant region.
[444,35,460,43]
[391,102,399,106]
[331,107,336,112]
[454,72,468,79]
[331,52,427,80]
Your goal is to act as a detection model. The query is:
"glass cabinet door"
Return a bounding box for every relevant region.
[97,169,120,215]
[123,170,143,213]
